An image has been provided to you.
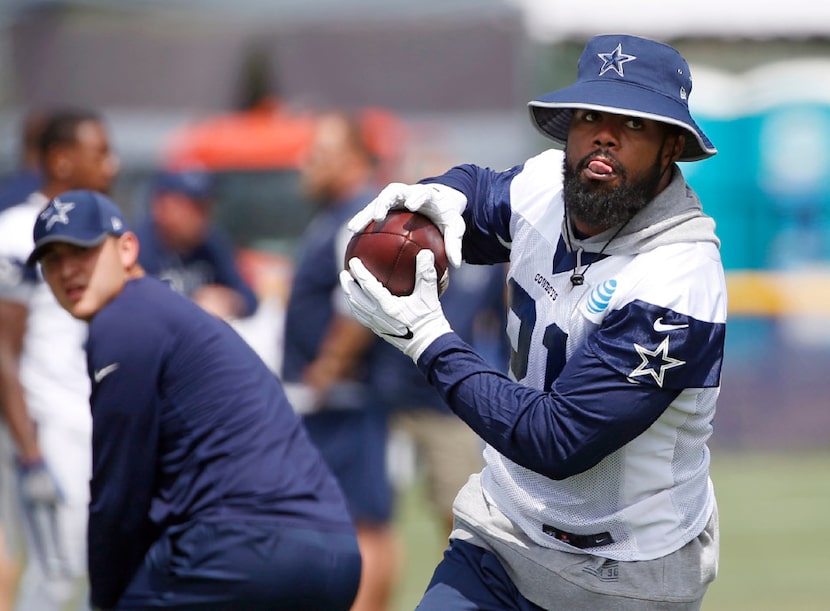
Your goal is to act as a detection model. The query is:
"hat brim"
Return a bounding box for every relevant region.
[528,79,716,162]
[26,232,109,267]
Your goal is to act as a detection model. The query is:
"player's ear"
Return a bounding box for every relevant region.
[664,129,685,165]
[43,145,73,180]
[117,232,140,269]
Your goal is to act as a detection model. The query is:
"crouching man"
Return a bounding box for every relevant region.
[28,190,361,611]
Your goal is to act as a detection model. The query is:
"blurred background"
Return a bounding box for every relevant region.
[1,1,828,609]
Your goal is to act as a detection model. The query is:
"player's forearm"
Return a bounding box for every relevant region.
[418,333,679,480]
[0,359,41,463]
[305,316,375,388]
[0,382,41,463]
[0,300,39,461]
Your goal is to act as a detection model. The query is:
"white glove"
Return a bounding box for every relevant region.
[17,460,63,506]
[340,250,453,361]
[347,182,467,268]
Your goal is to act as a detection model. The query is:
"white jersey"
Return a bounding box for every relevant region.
[420,149,726,562]
[0,193,92,437]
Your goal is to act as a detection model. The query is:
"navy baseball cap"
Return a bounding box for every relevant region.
[528,34,716,162]
[27,190,128,266]
[153,170,213,201]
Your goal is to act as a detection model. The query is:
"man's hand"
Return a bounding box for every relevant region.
[17,459,70,577]
[347,183,467,268]
[17,460,62,506]
[340,250,452,361]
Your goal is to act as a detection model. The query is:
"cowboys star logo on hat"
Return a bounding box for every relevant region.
[41,198,75,230]
[27,190,129,266]
[597,44,636,77]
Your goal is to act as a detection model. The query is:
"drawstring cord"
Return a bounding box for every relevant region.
[569,217,631,286]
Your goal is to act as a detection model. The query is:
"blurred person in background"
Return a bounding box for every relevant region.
[0,108,118,611]
[0,109,47,610]
[0,112,46,214]
[281,111,399,611]
[381,262,509,536]
[135,169,258,320]
[0,104,44,611]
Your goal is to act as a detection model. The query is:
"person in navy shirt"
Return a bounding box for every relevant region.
[282,111,399,611]
[28,190,361,610]
[136,169,258,319]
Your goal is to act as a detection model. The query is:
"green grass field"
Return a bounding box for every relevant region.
[391,450,830,611]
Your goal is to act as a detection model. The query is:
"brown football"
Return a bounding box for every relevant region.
[344,210,449,297]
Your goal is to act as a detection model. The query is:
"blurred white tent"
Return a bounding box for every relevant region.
[512,0,830,41]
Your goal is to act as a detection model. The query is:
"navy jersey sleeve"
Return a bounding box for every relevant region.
[417,332,683,481]
[85,304,166,609]
[420,163,524,265]
[417,289,724,481]
[203,229,258,316]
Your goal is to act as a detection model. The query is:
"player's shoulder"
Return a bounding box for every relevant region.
[615,243,726,322]
[526,148,565,168]
[640,241,723,275]
[88,278,187,363]
[93,277,173,328]
[516,148,565,184]
[626,242,725,293]
[508,149,565,222]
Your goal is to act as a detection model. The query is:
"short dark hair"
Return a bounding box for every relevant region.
[37,109,103,160]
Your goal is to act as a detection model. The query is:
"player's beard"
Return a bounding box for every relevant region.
[562,149,663,231]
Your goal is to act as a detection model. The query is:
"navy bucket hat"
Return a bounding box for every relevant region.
[528,34,716,162]
[28,190,127,266]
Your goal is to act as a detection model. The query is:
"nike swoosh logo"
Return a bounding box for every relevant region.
[93,363,120,383]
[653,317,689,333]
[382,328,414,340]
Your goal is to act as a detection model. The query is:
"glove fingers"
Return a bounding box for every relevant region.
[347,206,375,234]
[403,187,434,214]
[346,257,387,296]
[415,249,437,282]
[340,268,407,335]
[413,250,442,307]
[347,183,405,232]
[369,182,409,220]
[340,269,380,322]
[442,215,466,268]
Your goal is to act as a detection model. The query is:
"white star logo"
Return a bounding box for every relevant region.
[597,44,637,77]
[629,336,685,387]
[41,198,75,230]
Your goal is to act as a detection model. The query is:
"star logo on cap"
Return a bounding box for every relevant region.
[629,336,685,387]
[597,44,636,77]
[41,198,75,230]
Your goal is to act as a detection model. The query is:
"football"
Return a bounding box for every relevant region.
[344,210,449,297]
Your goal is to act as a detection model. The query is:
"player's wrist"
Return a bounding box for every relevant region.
[404,315,453,362]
